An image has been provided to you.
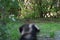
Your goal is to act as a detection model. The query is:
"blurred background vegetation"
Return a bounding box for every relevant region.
[0,0,60,40]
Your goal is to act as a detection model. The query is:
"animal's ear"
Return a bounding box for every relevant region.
[19,25,23,33]
[19,27,22,33]
[32,24,40,32]
[34,25,39,30]
[19,24,25,32]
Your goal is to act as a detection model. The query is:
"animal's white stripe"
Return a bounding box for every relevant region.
[34,24,39,30]
[21,28,25,35]
[29,24,32,33]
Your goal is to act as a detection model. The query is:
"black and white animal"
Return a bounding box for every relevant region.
[19,23,40,40]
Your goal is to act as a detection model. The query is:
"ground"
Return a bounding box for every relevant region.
[6,21,60,40]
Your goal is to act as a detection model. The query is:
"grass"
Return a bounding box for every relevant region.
[36,22,60,37]
[6,22,23,40]
[5,21,60,40]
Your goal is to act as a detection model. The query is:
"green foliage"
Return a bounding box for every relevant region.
[24,13,35,19]
[0,0,20,22]
[34,0,60,18]
[0,24,9,40]
[0,0,20,40]
[0,0,60,20]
